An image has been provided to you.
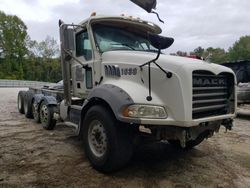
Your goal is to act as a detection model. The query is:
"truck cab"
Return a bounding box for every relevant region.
[58,14,236,171]
[18,14,236,172]
[68,15,162,98]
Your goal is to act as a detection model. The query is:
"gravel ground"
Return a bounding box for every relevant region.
[0,88,250,188]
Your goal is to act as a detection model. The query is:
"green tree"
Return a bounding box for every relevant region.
[27,36,59,58]
[25,36,61,82]
[0,11,28,79]
[0,10,61,82]
[27,35,59,58]
[228,35,250,61]
[204,47,229,64]
[38,36,59,58]
[190,46,229,64]
[193,46,204,58]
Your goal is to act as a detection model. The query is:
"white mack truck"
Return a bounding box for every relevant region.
[17,1,236,172]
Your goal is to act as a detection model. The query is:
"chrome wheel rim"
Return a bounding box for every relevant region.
[88,120,107,157]
[40,104,48,124]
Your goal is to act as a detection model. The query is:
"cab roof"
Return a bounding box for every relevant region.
[79,15,162,34]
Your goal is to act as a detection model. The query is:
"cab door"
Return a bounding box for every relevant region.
[72,29,94,98]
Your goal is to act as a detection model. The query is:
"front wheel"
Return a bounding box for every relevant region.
[82,105,133,173]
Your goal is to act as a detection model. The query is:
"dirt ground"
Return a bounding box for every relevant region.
[0,88,250,188]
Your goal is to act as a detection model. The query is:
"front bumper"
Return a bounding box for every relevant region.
[128,113,235,128]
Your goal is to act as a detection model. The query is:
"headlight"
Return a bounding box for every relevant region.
[123,104,167,119]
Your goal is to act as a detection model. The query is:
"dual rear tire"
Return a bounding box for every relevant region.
[17,91,56,130]
[17,91,26,114]
[39,101,56,130]
[32,100,40,123]
[18,90,34,119]
[24,91,34,118]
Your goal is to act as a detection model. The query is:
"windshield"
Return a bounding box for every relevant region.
[92,24,157,53]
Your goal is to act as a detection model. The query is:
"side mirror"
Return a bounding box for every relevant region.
[59,20,75,51]
[130,0,156,13]
[62,28,75,51]
[148,33,174,50]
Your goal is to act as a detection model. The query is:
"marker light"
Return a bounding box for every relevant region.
[91,12,96,16]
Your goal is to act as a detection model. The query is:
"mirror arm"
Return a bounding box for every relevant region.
[63,48,85,67]
[151,11,164,23]
[139,48,172,101]
[139,48,161,68]
[140,49,172,77]
[63,49,93,71]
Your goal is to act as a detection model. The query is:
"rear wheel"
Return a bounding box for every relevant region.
[32,100,40,123]
[17,91,26,114]
[24,91,34,118]
[40,101,56,130]
[82,105,133,173]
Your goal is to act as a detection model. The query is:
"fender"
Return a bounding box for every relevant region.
[77,84,139,136]
[33,94,44,105]
[32,94,44,112]
[86,84,136,121]
[40,95,58,106]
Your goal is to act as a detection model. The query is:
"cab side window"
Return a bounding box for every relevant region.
[76,30,92,61]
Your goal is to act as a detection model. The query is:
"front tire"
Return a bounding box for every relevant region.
[82,105,133,173]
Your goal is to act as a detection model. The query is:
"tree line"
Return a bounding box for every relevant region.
[0,10,250,82]
[0,11,61,82]
[172,35,250,63]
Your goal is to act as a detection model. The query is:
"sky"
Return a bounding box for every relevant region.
[1,0,250,53]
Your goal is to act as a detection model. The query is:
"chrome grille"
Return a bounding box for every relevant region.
[192,71,235,119]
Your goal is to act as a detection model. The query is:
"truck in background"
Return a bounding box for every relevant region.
[222,60,250,104]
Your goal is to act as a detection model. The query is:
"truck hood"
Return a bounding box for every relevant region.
[101,50,234,75]
[101,50,236,124]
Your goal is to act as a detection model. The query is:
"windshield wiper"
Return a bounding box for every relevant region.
[111,43,135,50]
